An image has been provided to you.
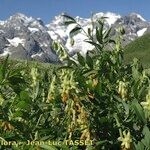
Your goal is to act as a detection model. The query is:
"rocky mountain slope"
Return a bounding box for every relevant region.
[0,12,150,62]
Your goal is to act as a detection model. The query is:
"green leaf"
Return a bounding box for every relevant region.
[142,126,150,147]
[85,40,102,50]
[120,27,125,35]
[16,101,28,109]
[134,141,145,150]
[67,59,78,67]
[109,39,116,44]
[132,99,147,124]
[40,144,58,150]
[96,26,103,44]
[8,76,25,85]
[98,20,104,26]
[13,111,23,117]
[122,101,130,115]
[86,53,93,69]
[20,91,30,102]
[103,28,112,40]
[40,135,52,141]
[77,52,85,66]
[96,140,108,146]
[63,20,76,25]
[100,16,108,20]
[52,42,58,50]
[62,14,76,22]
[98,20,104,37]
[58,66,73,70]
[70,26,81,37]
[88,28,91,37]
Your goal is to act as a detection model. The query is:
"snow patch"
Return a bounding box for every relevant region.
[137,28,147,37]
[136,14,146,21]
[105,12,121,26]
[48,29,67,42]
[28,27,39,32]
[40,42,49,47]
[29,20,46,31]
[7,37,25,47]
[66,34,94,55]
[15,26,21,30]
[47,31,58,40]
[75,16,90,25]
[31,52,43,58]
[67,24,77,35]
[0,30,4,33]
[0,21,5,25]
[128,37,134,41]
[0,48,11,57]
[57,29,66,37]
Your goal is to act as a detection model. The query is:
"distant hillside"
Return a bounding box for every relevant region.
[124,33,150,68]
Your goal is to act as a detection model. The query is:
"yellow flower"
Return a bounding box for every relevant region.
[1,121,14,131]
[47,76,57,102]
[118,80,128,100]
[118,130,132,149]
[0,94,4,106]
[141,89,150,111]
[92,78,98,87]
[30,67,39,87]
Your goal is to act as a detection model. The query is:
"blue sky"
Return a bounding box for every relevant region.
[0,0,150,23]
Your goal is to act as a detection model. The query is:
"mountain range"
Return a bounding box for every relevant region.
[0,12,150,63]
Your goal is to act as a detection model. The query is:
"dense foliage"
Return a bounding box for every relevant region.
[1,15,150,150]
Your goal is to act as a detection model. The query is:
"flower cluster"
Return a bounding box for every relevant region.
[30,67,39,88]
[118,80,128,100]
[118,130,132,149]
[141,88,150,112]
[60,69,78,103]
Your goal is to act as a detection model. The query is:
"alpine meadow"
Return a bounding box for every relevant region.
[1,14,150,150]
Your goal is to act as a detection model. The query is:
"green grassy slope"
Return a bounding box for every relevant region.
[124,33,150,68]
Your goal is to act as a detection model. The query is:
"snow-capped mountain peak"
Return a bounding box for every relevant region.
[8,13,34,24]
[0,12,150,63]
[93,12,121,26]
[1,13,46,31]
[129,13,146,21]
